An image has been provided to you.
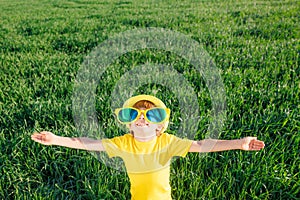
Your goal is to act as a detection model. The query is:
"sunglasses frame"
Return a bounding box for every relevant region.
[114,107,170,124]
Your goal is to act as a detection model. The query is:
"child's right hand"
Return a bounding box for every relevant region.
[31,131,56,145]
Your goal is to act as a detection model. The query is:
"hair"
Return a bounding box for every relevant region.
[131,100,164,136]
[132,100,155,109]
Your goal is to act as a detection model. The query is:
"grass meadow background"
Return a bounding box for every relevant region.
[1,0,299,199]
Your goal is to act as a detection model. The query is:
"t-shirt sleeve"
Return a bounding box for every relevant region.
[167,134,193,157]
[102,136,124,158]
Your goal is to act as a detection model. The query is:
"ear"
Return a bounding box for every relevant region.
[130,130,134,136]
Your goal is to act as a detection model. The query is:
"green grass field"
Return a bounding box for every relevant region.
[1,0,299,199]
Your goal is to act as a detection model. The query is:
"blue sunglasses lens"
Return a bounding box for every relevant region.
[146,108,167,123]
[118,108,138,123]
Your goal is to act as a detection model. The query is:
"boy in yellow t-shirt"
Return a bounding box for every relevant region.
[31,95,265,200]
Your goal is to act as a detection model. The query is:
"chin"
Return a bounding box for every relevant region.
[133,127,154,133]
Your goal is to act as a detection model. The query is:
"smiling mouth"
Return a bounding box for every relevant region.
[135,123,149,127]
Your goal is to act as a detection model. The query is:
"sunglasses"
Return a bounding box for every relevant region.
[115,107,170,124]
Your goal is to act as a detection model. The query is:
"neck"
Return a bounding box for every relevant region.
[132,133,157,142]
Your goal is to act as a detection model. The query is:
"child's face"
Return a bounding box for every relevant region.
[129,107,163,135]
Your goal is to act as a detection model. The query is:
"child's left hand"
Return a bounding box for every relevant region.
[241,137,265,151]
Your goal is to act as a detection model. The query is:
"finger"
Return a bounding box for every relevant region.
[31,133,39,137]
[33,133,43,139]
[31,134,40,140]
[249,142,258,150]
[250,143,264,150]
[254,140,265,147]
[31,133,46,143]
[31,133,43,138]
[31,136,43,143]
[32,135,42,141]
[250,138,263,145]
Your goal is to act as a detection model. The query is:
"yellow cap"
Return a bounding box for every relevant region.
[123,94,167,108]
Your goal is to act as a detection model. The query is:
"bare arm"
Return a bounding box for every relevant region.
[31,131,105,152]
[189,137,265,152]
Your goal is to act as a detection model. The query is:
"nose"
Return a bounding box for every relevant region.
[138,112,145,119]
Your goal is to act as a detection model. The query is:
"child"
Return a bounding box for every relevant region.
[31,94,265,200]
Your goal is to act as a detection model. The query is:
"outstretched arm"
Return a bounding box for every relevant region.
[189,137,265,152]
[31,131,105,152]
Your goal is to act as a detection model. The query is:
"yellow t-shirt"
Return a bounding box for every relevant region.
[102,133,193,200]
